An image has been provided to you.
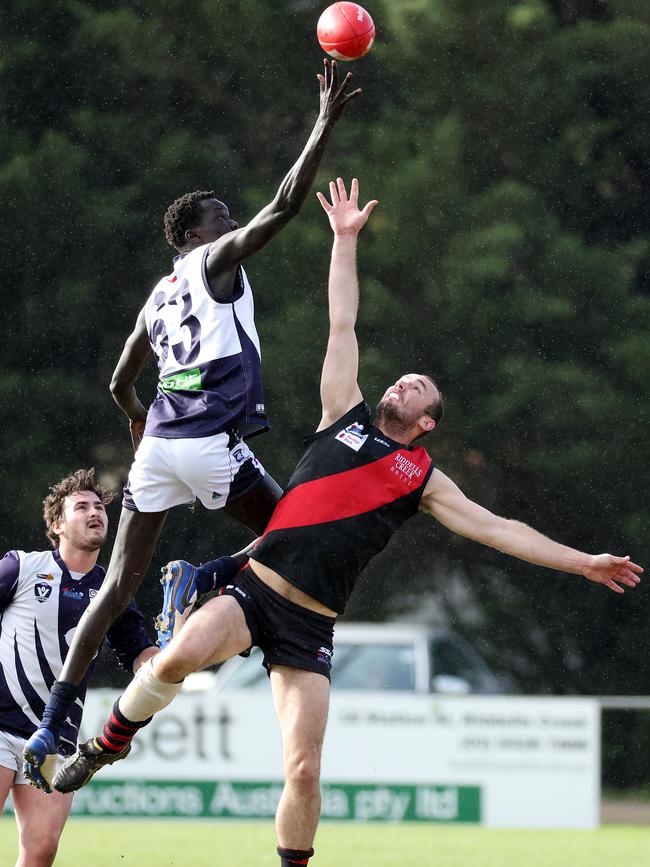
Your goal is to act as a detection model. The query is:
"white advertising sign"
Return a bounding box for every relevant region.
[70,689,599,827]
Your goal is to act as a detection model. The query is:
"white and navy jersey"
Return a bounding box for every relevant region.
[0,549,153,756]
[142,245,269,440]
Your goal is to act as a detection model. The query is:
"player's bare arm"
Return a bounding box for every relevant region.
[109,308,151,452]
[316,178,377,430]
[419,469,643,593]
[205,60,360,297]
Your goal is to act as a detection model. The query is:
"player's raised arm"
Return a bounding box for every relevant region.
[420,469,643,593]
[205,60,360,277]
[109,308,151,453]
[316,178,377,430]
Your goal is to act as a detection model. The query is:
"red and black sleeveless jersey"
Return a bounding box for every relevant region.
[252,401,434,614]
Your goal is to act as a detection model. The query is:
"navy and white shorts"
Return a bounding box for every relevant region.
[219,566,336,680]
[0,729,72,785]
[123,432,265,513]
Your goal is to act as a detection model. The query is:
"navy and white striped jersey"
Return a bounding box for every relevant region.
[143,245,269,440]
[0,549,153,756]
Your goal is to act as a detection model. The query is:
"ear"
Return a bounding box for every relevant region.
[184,226,201,243]
[419,416,436,435]
[50,520,64,539]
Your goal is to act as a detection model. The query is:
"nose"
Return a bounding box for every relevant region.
[230,220,239,230]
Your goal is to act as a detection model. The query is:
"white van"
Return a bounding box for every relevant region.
[184,623,507,695]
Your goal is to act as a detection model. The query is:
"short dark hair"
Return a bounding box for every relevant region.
[43,468,114,548]
[423,374,444,424]
[163,190,216,251]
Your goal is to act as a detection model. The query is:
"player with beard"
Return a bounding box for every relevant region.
[52,182,642,867]
[0,469,156,866]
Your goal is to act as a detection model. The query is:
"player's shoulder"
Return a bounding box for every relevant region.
[5,549,52,564]
[2,549,22,561]
[309,399,370,442]
[0,549,54,584]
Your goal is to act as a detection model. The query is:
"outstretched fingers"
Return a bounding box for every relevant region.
[591,554,643,593]
[323,57,338,93]
[361,198,379,220]
[612,556,643,585]
[336,177,349,202]
[316,190,333,213]
[317,177,379,233]
[615,567,642,587]
[322,58,361,103]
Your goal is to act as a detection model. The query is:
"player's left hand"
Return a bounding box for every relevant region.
[317,58,361,124]
[23,727,58,794]
[583,554,643,593]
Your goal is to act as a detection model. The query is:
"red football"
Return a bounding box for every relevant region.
[317,3,375,62]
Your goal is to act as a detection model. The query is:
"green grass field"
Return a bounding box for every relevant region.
[1,819,650,866]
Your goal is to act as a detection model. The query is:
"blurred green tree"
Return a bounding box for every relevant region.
[0,0,648,696]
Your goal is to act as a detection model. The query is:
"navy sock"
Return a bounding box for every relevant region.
[41,681,79,741]
[277,846,314,866]
[196,555,240,594]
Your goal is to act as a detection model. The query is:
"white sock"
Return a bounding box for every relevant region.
[118,659,183,722]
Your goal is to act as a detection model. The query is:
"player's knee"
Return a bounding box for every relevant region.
[153,646,195,683]
[284,747,321,790]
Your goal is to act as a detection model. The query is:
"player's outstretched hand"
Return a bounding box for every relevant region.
[317,58,361,124]
[317,177,378,237]
[583,554,643,593]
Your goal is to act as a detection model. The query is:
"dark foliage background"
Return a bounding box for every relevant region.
[1,0,648,720]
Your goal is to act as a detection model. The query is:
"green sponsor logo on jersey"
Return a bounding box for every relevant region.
[160,368,202,392]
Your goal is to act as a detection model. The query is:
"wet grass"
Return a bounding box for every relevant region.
[2,818,650,866]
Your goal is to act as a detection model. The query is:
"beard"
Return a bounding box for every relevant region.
[64,526,107,553]
[375,397,418,432]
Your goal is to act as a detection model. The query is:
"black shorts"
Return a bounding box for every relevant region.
[218,566,335,680]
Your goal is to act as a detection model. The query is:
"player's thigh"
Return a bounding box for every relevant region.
[222,471,283,535]
[270,666,331,759]
[0,763,15,809]
[124,436,195,512]
[172,432,234,509]
[12,783,73,844]
[156,595,253,675]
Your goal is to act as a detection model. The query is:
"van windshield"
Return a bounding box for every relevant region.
[332,643,416,691]
[220,642,418,691]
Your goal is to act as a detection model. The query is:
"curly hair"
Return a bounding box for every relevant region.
[43,468,114,549]
[163,190,216,251]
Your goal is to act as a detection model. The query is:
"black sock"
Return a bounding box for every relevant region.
[277,846,314,866]
[97,700,152,754]
[196,555,240,594]
[41,681,79,741]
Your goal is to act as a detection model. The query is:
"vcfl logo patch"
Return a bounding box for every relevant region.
[34,583,52,603]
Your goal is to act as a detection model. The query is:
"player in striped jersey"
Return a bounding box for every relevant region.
[24,60,361,786]
[1,469,156,866]
[51,182,643,867]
